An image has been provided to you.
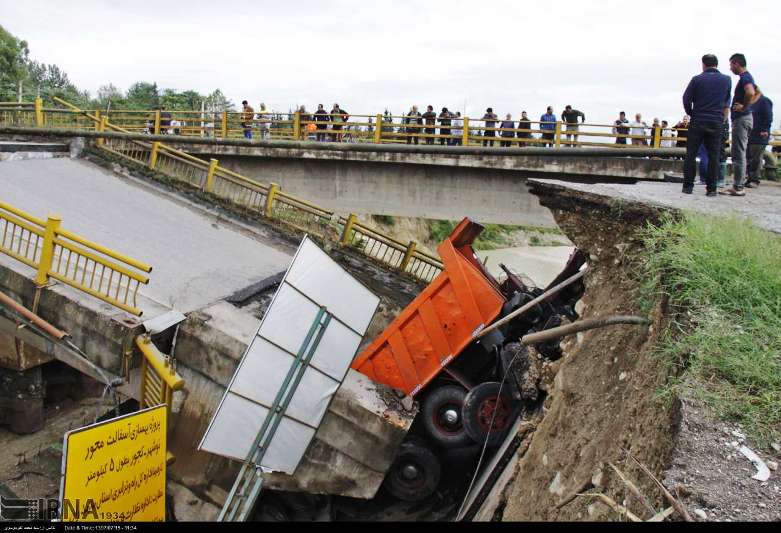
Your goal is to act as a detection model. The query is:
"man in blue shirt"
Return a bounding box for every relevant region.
[727,53,760,195]
[540,107,557,147]
[746,93,773,188]
[681,54,732,196]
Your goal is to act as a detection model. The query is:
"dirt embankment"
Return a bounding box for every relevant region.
[499,185,680,521]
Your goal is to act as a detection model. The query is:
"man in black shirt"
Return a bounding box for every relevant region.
[517,111,532,145]
[314,104,330,142]
[482,107,498,146]
[562,105,585,146]
[613,111,629,145]
[438,107,452,146]
[159,106,172,134]
[422,105,437,145]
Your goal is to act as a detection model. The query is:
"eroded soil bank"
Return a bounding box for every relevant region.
[497,183,780,522]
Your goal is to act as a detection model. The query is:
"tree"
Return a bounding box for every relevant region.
[125,81,160,109]
[0,25,30,101]
[204,89,235,112]
[96,83,125,108]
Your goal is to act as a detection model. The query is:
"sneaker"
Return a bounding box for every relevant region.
[728,188,746,197]
[682,186,693,194]
[706,191,718,197]
[717,187,729,195]
[744,181,759,189]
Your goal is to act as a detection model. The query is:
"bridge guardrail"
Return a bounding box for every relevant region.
[38,97,444,282]
[0,201,153,316]
[3,98,781,149]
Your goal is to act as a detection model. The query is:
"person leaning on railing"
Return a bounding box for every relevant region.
[562,105,586,147]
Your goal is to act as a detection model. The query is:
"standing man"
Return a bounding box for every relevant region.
[159,106,172,135]
[517,111,532,145]
[500,113,515,147]
[681,54,732,196]
[241,100,254,139]
[422,105,437,145]
[405,105,422,145]
[257,103,270,139]
[628,113,648,146]
[438,107,452,146]
[561,105,585,147]
[613,111,630,145]
[540,106,557,147]
[314,104,330,142]
[728,53,761,195]
[330,103,348,142]
[482,108,498,146]
[451,112,463,146]
[746,93,773,188]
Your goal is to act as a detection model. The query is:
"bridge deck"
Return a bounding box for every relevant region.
[529,179,781,235]
[0,158,293,317]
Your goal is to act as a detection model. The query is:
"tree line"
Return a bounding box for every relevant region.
[0,25,236,112]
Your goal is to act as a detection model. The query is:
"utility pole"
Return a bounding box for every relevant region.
[17,80,23,103]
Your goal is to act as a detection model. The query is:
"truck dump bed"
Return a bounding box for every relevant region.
[351,219,505,396]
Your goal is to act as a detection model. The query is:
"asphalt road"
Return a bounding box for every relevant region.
[0,158,293,314]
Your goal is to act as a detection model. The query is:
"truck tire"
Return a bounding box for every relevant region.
[462,382,515,447]
[383,439,441,502]
[421,384,472,448]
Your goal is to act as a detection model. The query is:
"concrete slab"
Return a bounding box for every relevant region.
[530,179,781,235]
[0,158,294,315]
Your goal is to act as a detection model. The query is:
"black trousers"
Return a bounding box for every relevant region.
[683,120,721,193]
[482,131,495,147]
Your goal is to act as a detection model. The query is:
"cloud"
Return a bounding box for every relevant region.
[1,0,779,124]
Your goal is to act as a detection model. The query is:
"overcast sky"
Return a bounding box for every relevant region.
[3,0,780,125]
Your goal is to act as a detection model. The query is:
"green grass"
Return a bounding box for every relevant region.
[641,213,781,445]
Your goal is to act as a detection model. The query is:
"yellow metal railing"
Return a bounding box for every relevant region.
[5,98,781,150]
[40,97,444,282]
[0,201,153,316]
[136,335,184,411]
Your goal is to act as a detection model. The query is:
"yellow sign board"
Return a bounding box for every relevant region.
[60,404,167,522]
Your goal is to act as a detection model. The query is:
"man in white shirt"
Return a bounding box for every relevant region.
[629,113,649,146]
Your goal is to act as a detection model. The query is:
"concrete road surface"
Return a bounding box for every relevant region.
[0,158,293,315]
[532,179,781,235]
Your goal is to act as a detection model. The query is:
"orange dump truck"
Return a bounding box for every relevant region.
[352,218,584,501]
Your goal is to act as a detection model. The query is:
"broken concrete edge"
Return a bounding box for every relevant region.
[526,179,681,227]
[0,262,143,376]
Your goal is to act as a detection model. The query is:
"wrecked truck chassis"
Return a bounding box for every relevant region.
[253,219,646,514]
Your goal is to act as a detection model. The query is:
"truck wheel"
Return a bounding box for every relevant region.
[462,382,515,447]
[383,439,441,502]
[421,384,472,448]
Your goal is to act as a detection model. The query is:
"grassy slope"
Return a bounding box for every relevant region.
[641,213,781,445]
